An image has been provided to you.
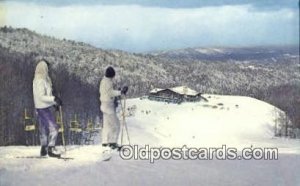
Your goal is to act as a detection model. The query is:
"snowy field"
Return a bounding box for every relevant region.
[1,94,300,186]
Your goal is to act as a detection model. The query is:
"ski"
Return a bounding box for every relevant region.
[16,156,48,159]
[57,157,74,160]
[101,150,113,161]
[102,155,112,161]
[99,146,130,162]
[15,156,74,160]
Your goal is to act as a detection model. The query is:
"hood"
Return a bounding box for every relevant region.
[34,61,52,85]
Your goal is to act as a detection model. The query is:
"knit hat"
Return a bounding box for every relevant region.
[105,66,115,78]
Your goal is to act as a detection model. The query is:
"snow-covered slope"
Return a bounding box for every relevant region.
[125,94,300,151]
[1,94,300,186]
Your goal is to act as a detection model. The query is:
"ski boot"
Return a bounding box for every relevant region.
[40,146,47,157]
[48,146,61,158]
[109,143,123,151]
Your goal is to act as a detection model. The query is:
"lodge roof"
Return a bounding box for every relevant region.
[150,86,200,96]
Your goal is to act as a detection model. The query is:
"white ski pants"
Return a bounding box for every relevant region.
[102,112,120,144]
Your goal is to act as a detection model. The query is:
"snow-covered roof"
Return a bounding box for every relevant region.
[150,88,164,93]
[150,86,200,96]
[169,86,199,96]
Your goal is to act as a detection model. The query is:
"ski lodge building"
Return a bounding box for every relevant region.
[148,86,202,104]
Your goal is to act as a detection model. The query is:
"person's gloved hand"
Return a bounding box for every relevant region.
[114,97,119,108]
[53,105,59,111]
[121,86,128,95]
[52,88,57,97]
[54,96,63,106]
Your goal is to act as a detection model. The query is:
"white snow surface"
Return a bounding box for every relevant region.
[1,94,300,186]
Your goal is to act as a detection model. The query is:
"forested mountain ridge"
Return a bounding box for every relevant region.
[0,26,299,145]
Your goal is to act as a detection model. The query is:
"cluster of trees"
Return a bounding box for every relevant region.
[265,84,300,129]
[0,47,34,145]
[0,26,299,145]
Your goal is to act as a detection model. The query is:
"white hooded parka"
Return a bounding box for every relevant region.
[33,61,56,109]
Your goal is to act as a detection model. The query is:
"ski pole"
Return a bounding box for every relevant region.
[123,96,130,145]
[120,95,130,145]
[59,106,67,152]
[120,96,125,146]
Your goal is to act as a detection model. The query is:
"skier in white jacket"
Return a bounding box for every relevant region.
[99,66,128,150]
[33,60,62,157]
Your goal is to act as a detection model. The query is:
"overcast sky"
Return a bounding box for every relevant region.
[1,0,299,52]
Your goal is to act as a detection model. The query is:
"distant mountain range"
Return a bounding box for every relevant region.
[151,46,299,62]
